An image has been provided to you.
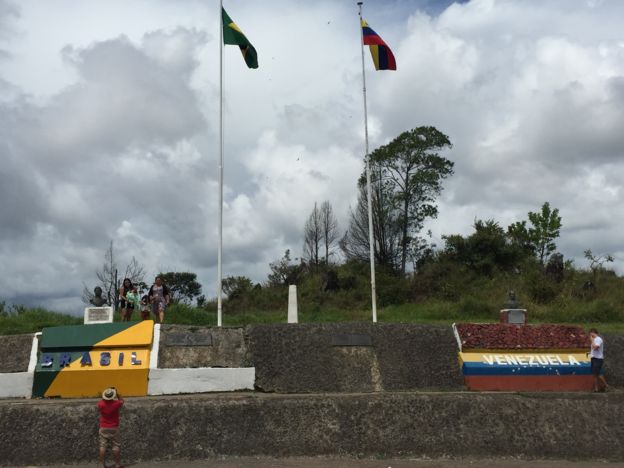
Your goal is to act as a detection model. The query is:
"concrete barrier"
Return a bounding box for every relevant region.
[0,325,620,398]
[157,325,250,368]
[0,392,622,465]
[147,368,255,395]
[0,333,35,373]
[248,323,464,392]
[604,333,624,388]
[0,372,33,398]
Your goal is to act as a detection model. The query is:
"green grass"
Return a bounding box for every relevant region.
[0,308,82,335]
[1,295,623,335]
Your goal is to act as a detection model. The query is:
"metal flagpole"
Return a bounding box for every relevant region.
[217,0,224,327]
[357,1,377,323]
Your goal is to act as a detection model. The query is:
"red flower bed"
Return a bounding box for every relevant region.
[456,323,589,350]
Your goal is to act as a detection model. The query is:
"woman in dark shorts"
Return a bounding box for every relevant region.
[118,278,134,322]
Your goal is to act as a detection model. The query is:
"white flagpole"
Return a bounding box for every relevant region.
[217,0,224,327]
[357,1,377,323]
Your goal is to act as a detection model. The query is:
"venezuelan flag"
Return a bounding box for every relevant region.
[361,19,396,71]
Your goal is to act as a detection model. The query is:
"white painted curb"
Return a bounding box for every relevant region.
[451,323,462,352]
[0,372,34,398]
[147,367,255,395]
[150,324,161,369]
[0,333,42,399]
[288,285,298,323]
[27,332,41,373]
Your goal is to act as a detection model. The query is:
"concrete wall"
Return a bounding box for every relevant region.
[1,392,622,465]
[604,333,624,388]
[0,333,34,373]
[0,325,620,397]
[157,325,250,368]
[147,368,255,395]
[248,323,464,392]
[0,372,33,398]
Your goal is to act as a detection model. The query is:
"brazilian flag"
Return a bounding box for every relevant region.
[222,8,258,69]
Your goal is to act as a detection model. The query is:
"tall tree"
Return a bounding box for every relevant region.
[303,203,322,267]
[508,202,562,265]
[373,127,454,274]
[342,126,454,274]
[340,180,402,270]
[528,202,562,265]
[158,272,202,304]
[319,201,339,265]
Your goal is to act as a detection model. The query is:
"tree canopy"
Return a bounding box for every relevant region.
[158,272,202,304]
[342,126,454,274]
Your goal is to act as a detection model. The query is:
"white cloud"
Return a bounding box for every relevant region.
[2,0,624,313]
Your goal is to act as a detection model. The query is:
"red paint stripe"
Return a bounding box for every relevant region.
[385,48,396,70]
[363,35,387,47]
[465,375,595,392]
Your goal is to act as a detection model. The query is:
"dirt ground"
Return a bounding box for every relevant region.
[30,456,624,468]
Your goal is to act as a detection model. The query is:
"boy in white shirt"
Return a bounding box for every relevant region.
[589,328,607,392]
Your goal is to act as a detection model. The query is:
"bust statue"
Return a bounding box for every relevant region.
[90,286,108,307]
[504,290,520,309]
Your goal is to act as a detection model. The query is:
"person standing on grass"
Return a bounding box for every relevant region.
[148,275,170,324]
[589,328,608,392]
[140,294,151,320]
[97,387,124,468]
[118,278,133,322]
[124,285,140,321]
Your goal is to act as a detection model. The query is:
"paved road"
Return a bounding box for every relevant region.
[31,457,624,468]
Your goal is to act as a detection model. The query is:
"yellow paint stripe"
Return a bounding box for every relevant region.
[370,45,380,70]
[46,349,150,397]
[464,348,587,354]
[94,320,154,348]
[45,368,149,398]
[228,22,243,34]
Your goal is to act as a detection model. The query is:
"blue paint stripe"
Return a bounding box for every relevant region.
[462,362,593,376]
[362,26,377,37]
[378,47,389,69]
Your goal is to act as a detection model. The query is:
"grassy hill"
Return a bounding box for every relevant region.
[2,261,623,335]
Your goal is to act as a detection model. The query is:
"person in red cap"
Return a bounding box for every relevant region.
[97,387,124,468]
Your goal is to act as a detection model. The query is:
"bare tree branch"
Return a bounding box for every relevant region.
[319,201,339,265]
[303,202,322,267]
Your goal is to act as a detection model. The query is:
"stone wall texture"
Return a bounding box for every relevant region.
[248,323,465,392]
[157,325,249,368]
[1,392,623,466]
[604,333,624,388]
[0,333,34,373]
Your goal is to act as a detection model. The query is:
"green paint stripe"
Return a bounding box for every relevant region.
[32,370,60,398]
[41,322,137,349]
[35,351,84,372]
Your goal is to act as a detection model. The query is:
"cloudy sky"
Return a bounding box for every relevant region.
[1,0,624,313]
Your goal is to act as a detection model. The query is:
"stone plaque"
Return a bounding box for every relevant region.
[507,309,527,324]
[84,307,113,325]
[165,332,212,347]
[331,333,373,347]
